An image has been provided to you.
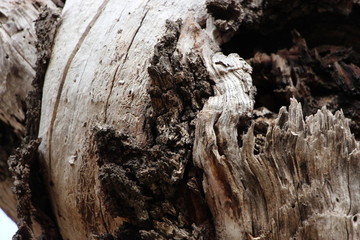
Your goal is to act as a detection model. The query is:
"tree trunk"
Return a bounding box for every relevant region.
[1,0,360,239]
[0,0,58,226]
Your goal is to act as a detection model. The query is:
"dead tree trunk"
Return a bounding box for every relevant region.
[1,0,360,239]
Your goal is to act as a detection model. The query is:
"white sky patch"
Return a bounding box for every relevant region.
[0,209,17,240]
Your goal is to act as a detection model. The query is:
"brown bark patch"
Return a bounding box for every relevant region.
[94,19,215,239]
[26,6,61,138]
[7,6,63,240]
[8,139,40,239]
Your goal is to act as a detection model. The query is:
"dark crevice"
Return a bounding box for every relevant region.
[51,0,66,8]
[220,6,360,139]
[222,29,293,59]
[0,120,21,181]
[222,11,360,58]
[236,116,252,149]
[29,151,63,239]
[207,4,240,21]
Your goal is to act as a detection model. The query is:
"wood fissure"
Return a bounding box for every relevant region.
[47,0,111,176]
[0,0,62,225]
[103,6,150,123]
[27,6,62,138]
[194,52,256,239]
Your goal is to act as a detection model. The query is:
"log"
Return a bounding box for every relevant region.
[38,1,214,239]
[1,0,360,239]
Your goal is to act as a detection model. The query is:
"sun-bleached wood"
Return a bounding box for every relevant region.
[0,0,56,135]
[195,96,360,239]
[38,0,211,239]
[0,1,37,135]
[29,0,360,238]
[2,0,359,239]
[193,52,256,239]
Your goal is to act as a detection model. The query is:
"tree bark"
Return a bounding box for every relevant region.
[0,0,58,225]
[1,0,360,239]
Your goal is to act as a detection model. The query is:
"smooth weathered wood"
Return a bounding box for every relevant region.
[0,0,56,134]
[0,179,17,220]
[0,0,37,135]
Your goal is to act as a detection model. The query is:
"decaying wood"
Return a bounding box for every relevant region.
[195,95,360,239]
[37,1,214,239]
[0,122,18,220]
[249,30,360,139]
[0,0,58,226]
[8,139,41,239]
[197,1,360,238]
[193,52,255,239]
[9,5,62,238]
[1,0,360,239]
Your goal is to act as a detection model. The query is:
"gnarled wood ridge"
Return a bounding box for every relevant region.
[1,0,360,239]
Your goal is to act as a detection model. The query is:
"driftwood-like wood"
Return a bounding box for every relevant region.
[195,96,360,239]
[0,0,37,135]
[38,1,212,239]
[193,52,255,239]
[1,0,360,239]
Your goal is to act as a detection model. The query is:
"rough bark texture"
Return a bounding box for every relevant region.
[198,0,360,239]
[0,0,58,227]
[1,0,360,240]
[37,1,214,239]
[94,19,217,239]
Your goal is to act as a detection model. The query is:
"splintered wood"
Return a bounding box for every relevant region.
[195,95,360,239]
[2,0,359,239]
